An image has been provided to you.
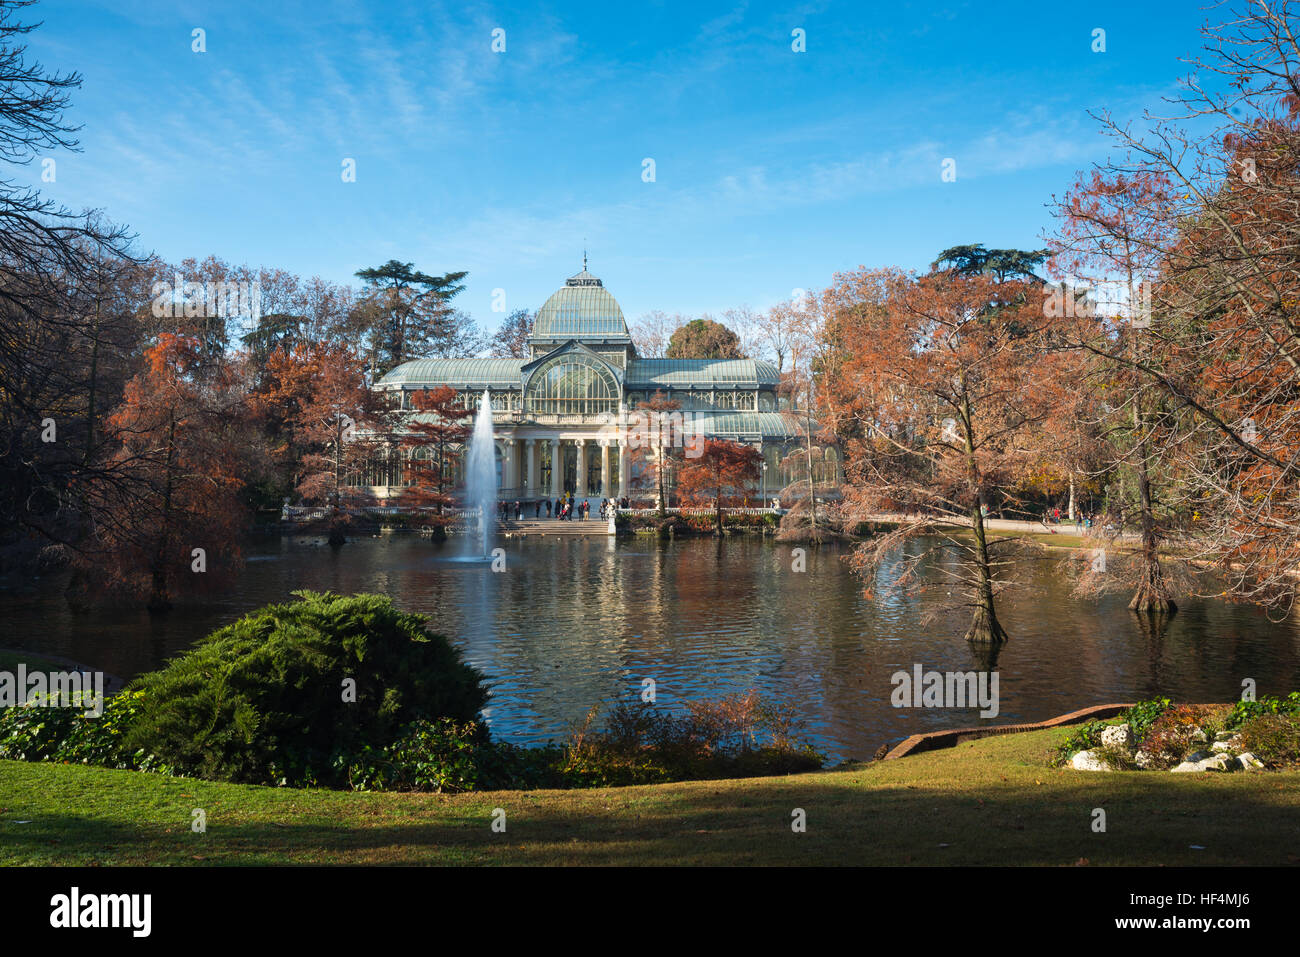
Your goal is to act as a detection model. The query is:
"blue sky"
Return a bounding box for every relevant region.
[26,0,1210,331]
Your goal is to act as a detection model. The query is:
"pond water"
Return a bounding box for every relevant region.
[4,532,1299,761]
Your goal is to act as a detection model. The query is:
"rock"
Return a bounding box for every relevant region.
[1069,749,1109,771]
[1189,728,1208,744]
[1100,724,1132,749]
[1211,741,1234,754]
[1214,731,1235,742]
[1171,754,1234,773]
[1236,752,1265,770]
[1185,749,1214,763]
[1134,750,1156,769]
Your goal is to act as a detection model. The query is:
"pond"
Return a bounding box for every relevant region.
[4,532,1299,761]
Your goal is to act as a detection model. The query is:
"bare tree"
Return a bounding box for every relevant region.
[1057,0,1300,614]
[628,309,681,357]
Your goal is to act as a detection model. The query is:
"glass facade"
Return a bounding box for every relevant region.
[525,353,619,416]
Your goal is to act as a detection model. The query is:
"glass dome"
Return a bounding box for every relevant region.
[532,268,630,341]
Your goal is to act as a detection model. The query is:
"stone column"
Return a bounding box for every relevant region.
[618,440,629,500]
[600,441,610,498]
[525,439,537,497]
[550,438,561,497]
[575,439,587,497]
[503,439,516,493]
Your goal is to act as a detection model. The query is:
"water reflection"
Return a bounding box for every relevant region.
[3,533,1299,761]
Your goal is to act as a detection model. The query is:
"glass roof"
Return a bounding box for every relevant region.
[380,355,784,390]
[377,358,524,387]
[678,411,806,438]
[626,358,780,387]
[533,274,630,340]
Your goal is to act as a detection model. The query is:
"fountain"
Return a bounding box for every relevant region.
[464,390,497,558]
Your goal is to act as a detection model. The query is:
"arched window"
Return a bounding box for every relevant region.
[526,353,619,416]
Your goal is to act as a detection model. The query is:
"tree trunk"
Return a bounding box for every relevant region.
[148,414,178,611]
[961,394,1007,644]
[715,479,723,535]
[329,418,347,547]
[965,501,1009,644]
[803,399,817,533]
[1128,300,1175,615]
[83,292,102,467]
[656,442,667,515]
[1130,457,1176,613]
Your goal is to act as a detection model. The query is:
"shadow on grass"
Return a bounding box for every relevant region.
[4,769,1298,866]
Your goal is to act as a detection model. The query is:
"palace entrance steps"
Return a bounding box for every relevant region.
[499,518,610,536]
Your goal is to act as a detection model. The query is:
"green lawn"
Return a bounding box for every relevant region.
[2,727,1298,865]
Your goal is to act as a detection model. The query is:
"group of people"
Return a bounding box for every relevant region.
[496,495,632,522]
[1044,506,1098,533]
[547,494,619,521]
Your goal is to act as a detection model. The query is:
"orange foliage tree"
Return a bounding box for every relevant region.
[627,390,685,512]
[675,438,762,533]
[85,334,248,608]
[1051,168,1185,612]
[398,386,472,526]
[1064,2,1300,613]
[254,341,376,544]
[821,267,1074,645]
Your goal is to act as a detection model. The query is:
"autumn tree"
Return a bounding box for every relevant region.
[255,342,375,545]
[398,386,472,531]
[823,267,1071,644]
[84,335,248,608]
[628,390,685,513]
[1056,1,1300,614]
[1051,169,1185,613]
[675,439,762,533]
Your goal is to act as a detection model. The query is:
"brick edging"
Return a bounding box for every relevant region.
[881,703,1137,761]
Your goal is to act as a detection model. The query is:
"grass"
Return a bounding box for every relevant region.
[2,727,1298,865]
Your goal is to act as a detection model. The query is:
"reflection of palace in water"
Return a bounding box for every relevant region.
[360,262,841,501]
